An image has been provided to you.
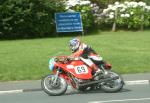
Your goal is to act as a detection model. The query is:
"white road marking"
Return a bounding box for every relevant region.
[125,80,149,85]
[89,97,150,103]
[0,86,72,95]
[0,90,23,94]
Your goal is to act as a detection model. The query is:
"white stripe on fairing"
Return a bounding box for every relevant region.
[89,97,150,103]
[89,56,103,61]
[0,90,23,94]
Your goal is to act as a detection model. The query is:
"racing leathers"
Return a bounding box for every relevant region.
[70,43,103,74]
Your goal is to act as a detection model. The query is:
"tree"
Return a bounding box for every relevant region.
[0,0,66,39]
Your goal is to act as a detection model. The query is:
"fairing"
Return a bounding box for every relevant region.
[55,60,93,80]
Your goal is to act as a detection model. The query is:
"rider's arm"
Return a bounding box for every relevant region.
[70,43,89,59]
[81,45,98,59]
[80,45,91,59]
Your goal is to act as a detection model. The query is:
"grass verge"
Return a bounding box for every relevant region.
[0,31,150,81]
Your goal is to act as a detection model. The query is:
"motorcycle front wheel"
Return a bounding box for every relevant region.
[41,74,68,96]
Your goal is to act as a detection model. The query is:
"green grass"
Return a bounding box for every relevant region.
[0,31,150,81]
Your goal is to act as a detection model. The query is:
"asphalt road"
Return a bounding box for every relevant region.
[0,84,150,103]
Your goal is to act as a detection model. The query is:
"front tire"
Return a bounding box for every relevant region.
[101,71,124,93]
[41,74,68,96]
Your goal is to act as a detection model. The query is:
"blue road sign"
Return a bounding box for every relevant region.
[55,12,83,32]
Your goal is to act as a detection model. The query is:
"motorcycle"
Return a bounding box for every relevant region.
[41,56,124,96]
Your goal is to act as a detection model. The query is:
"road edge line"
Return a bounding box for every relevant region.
[124,80,150,85]
[0,89,23,94]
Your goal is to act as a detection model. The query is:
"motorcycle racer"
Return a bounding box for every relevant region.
[69,37,103,77]
[41,38,123,95]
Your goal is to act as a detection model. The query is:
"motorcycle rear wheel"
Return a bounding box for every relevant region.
[41,74,68,96]
[101,71,124,93]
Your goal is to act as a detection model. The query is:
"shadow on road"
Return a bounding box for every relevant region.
[64,88,131,96]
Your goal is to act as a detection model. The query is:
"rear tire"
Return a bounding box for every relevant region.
[101,71,124,93]
[41,74,68,96]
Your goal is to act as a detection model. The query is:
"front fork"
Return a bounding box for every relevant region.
[52,69,60,86]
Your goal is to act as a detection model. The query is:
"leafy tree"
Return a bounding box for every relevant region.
[0,0,65,39]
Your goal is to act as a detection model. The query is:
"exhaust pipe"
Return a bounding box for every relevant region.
[78,76,119,87]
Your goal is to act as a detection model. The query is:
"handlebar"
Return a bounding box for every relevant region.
[54,56,80,63]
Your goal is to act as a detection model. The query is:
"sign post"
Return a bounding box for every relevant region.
[55,12,83,35]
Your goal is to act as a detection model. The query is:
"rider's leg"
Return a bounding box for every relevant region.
[88,55,103,62]
[80,57,101,74]
[89,55,109,75]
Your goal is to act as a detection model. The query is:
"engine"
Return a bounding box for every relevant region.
[74,77,90,83]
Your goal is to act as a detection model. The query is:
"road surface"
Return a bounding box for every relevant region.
[0,84,150,103]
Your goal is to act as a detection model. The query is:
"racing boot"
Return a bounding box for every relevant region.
[91,64,103,80]
[94,69,102,76]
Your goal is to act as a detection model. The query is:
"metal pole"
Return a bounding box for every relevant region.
[82,31,84,36]
[112,9,117,32]
[140,7,145,31]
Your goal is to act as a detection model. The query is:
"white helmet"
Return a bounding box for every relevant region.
[69,38,80,52]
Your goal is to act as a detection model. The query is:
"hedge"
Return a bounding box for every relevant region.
[0,0,65,39]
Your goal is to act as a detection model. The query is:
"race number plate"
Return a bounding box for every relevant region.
[74,65,88,74]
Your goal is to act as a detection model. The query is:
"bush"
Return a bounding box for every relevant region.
[100,1,150,30]
[90,0,150,8]
[65,0,98,32]
[0,0,65,39]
